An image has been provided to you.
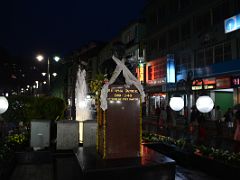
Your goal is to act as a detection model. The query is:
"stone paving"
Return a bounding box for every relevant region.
[10,164,53,180]
[175,166,218,180]
[9,153,220,180]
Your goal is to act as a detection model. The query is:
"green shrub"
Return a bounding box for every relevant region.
[2,95,66,123]
[0,142,12,162]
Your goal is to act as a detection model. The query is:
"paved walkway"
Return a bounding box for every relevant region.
[10,164,53,180]
[176,166,218,180]
[10,154,220,180]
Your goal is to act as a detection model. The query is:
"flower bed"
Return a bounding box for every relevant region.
[143,133,240,179]
[0,133,28,179]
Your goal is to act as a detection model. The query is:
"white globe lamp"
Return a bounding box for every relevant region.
[169,96,184,111]
[196,95,214,113]
[0,96,9,114]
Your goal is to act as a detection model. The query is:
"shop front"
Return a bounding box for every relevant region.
[191,76,234,115]
[144,56,167,116]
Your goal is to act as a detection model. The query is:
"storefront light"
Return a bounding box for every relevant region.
[196,95,214,113]
[169,96,184,111]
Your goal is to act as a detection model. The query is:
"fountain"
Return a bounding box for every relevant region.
[75,66,92,143]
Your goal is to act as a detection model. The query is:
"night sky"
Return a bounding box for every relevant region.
[0,0,145,59]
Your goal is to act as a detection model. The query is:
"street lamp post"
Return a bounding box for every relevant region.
[170,73,214,120]
[36,55,60,93]
[169,71,193,120]
[193,79,214,113]
[47,57,50,89]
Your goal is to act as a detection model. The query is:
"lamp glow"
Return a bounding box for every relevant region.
[169,97,184,111]
[0,96,9,114]
[53,56,60,62]
[196,95,214,113]
[36,55,44,61]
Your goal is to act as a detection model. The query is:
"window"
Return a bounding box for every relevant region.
[148,66,153,80]
[212,2,230,25]
[214,45,223,63]
[126,31,132,43]
[157,6,166,24]
[150,40,158,52]
[181,20,191,40]
[158,35,167,50]
[179,0,191,10]
[224,42,232,60]
[205,47,213,65]
[169,0,179,14]
[195,41,232,68]
[194,11,211,32]
[181,54,190,64]
[196,50,205,68]
[234,0,240,14]
[168,26,179,46]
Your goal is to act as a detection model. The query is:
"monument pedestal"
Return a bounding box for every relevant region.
[75,145,176,180]
[98,85,141,159]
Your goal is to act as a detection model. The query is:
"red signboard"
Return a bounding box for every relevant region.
[232,77,240,87]
[146,57,166,86]
[216,77,231,89]
[191,78,216,90]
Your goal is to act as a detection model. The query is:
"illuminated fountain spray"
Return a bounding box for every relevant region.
[75,66,92,143]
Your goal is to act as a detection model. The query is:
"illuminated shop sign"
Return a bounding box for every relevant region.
[232,77,240,87]
[192,78,216,90]
[146,57,166,86]
[192,85,215,90]
[137,63,144,82]
[216,77,231,89]
[224,14,240,33]
[166,54,175,83]
[147,78,166,86]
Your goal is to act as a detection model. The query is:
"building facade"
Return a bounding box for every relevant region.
[143,0,240,116]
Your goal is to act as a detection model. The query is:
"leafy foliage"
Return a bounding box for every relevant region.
[2,96,66,123]
[0,142,12,162]
[89,73,107,96]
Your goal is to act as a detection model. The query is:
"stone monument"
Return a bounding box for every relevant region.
[75,51,176,179]
[98,51,145,159]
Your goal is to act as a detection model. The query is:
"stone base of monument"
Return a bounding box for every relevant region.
[75,144,176,180]
[56,120,79,150]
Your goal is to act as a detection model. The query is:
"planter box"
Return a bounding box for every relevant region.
[83,120,97,147]
[145,142,240,179]
[56,120,79,150]
[193,153,240,179]
[30,120,50,150]
[145,142,195,167]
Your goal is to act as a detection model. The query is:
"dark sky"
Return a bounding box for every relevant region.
[0,0,145,59]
